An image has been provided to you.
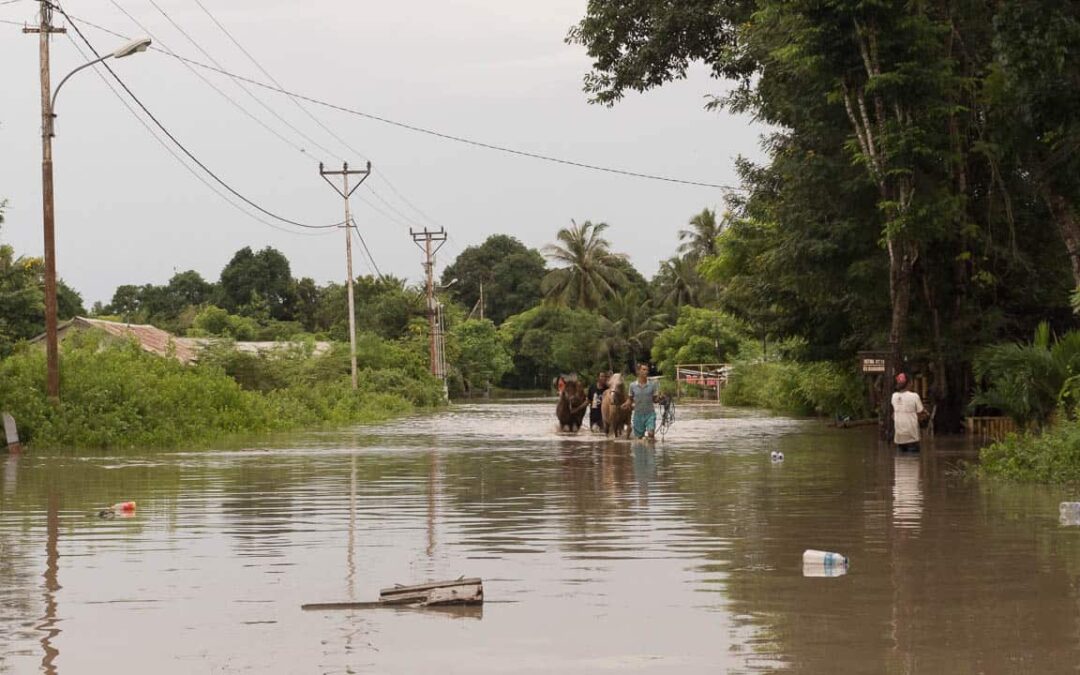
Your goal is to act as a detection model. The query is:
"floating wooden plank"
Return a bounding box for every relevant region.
[379,578,483,606]
[302,601,385,611]
[302,578,484,611]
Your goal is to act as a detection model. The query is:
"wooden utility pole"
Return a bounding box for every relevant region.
[320,161,371,390]
[25,1,66,402]
[410,228,447,381]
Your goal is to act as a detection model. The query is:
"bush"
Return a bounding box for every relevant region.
[980,421,1080,483]
[721,359,866,418]
[0,332,429,449]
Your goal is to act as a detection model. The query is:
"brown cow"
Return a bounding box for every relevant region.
[556,378,588,432]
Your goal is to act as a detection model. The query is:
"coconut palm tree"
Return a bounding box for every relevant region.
[597,291,668,372]
[542,220,627,309]
[654,256,703,310]
[677,208,723,261]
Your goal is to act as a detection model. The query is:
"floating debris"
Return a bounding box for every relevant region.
[303,577,483,611]
[1060,502,1080,527]
[96,501,137,519]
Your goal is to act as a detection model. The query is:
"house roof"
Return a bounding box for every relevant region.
[32,317,331,364]
[32,317,202,363]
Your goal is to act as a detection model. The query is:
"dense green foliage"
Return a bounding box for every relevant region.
[981,423,1080,483]
[651,307,745,375]
[570,0,1077,434]
[972,323,1080,429]
[0,333,417,449]
[0,204,84,357]
[498,305,605,388]
[441,235,546,325]
[722,360,868,419]
[448,319,513,395]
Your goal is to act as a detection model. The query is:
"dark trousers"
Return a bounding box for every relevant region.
[897,442,921,453]
[589,408,603,429]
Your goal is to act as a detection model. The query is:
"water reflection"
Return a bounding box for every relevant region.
[3,453,17,496]
[1,403,1078,673]
[38,493,60,675]
[892,454,923,531]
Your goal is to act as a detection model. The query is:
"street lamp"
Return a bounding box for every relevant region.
[38,36,151,401]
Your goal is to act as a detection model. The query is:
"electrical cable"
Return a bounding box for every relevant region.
[140,0,341,162]
[189,0,354,164]
[56,7,743,191]
[188,0,452,232]
[58,6,342,230]
[354,192,413,230]
[365,184,418,229]
[108,0,315,162]
[63,31,336,238]
[350,219,384,280]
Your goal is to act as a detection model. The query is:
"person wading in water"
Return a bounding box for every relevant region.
[587,372,608,432]
[892,373,926,452]
[624,363,660,440]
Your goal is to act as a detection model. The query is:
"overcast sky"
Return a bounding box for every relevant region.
[1,0,764,305]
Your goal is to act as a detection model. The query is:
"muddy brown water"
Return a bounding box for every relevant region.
[2,400,1080,674]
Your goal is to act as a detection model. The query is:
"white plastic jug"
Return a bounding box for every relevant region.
[803,549,848,567]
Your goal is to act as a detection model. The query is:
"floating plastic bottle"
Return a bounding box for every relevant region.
[1060,502,1080,526]
[803,562,848,578]
[803,549,848,567]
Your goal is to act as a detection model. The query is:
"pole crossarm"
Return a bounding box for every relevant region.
[319,161,371,198]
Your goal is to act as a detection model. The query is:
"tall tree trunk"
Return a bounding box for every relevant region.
[882,239,917,439]
[1044,191,1080,287]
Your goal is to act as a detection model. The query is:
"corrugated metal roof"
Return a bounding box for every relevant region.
[32,318,330,364]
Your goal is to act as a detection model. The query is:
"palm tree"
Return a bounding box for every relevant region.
[654,256,702,310]
[677,208,723,260]
[973,322,1080,429]
[542,220,627,309]
[597,291,668,372]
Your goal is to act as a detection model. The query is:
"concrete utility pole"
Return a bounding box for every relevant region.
[410,228,447,382]
[320,161,371,390]
[24,1,65,402]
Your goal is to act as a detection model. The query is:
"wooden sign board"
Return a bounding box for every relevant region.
[861,358,886,373]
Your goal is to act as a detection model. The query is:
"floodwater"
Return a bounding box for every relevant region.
[2,401,1080,674]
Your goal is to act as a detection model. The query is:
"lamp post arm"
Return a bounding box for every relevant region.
[51,53,112,114]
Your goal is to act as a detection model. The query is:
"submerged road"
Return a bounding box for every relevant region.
[1,400,1078,673]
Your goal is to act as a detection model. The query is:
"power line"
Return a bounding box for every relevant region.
[189,0,355,164]
[139,0,341,162]
[58,7,341,230]
[355,191,413,230]
[108,0,314,162]
[56,8,743,191]
[62,31,337,239]
[366,184,418,228]
[350,220,383,280]
[187,0,453,232]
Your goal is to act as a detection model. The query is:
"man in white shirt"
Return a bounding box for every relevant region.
[891,373,925,452]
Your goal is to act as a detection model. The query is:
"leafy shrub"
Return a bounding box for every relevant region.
[0,332,429,449]
[980,421,1080,483]
[721,359,866,418]
[972,322,1080,429]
